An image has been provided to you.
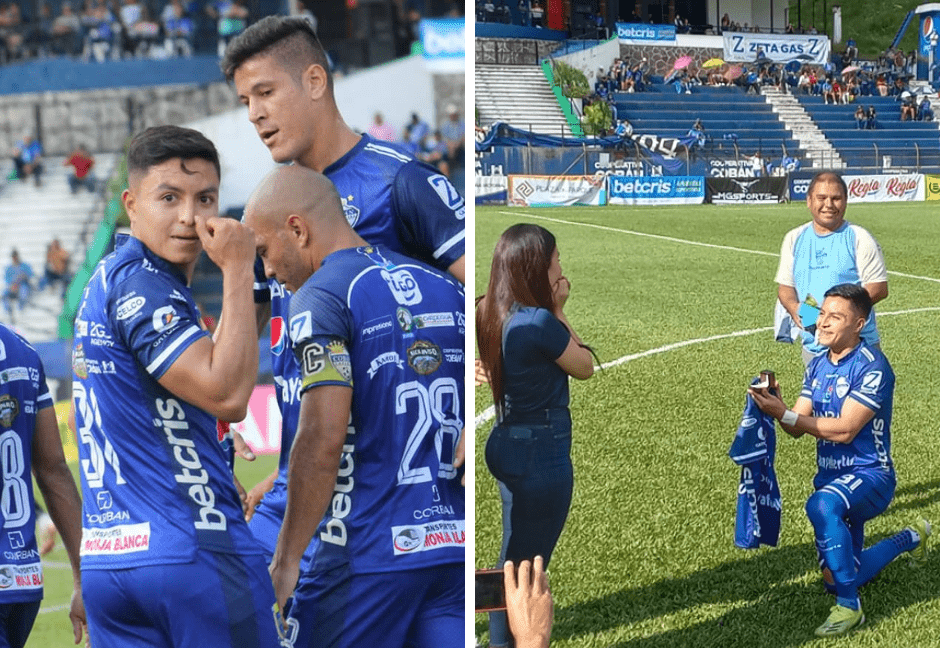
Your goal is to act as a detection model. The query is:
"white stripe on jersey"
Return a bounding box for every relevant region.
[849,390,880,410]
[433,230,465,260]
[38,392,53,403]
[820,484,852,508]
[860,346,874,362]
[364,143,412,163]
[145,325,202,374]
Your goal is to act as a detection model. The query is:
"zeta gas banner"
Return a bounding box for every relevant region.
[723,32,830,64]
[616,22,676,42]
[508,175,606,207]
[608,175,704,205]
[844,174,925,202]
[925,174,940,200]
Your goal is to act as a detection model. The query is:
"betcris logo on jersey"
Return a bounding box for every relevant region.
[381,269,423,306]
[271,316,287,355]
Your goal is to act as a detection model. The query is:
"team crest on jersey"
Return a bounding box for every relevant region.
[341,194,360,228]
[0,395,19,428]
[73,343,88,379]
[271,316,287,355]
[152,306,179,333]
[835,376,850,399]
[327,341,353,382]
[0,566,12,588]
[407,340,442,375]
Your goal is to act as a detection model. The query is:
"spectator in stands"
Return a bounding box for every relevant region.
[367,112,396,142]
[781,153,800,173]
[206,0,248,57]
[83,0,117,62]
[830,78,843,104]
[530,0,543,27]
[483,0,495,22]
[866,105,878,130]
[743,67,760,94]
[876,75,888,97]
[64,144,96,193]
[418,130,449,177]
[162,0,194,57]
[441,104,465,170]
[674,14,689,34]
[27,2,55,58]
[0,2,25,60]
[855,105,867,129]
[918,96,934,122]
[3,249,33,321]
[900,94,917,122]
[50,3,83,56]
[720,13,730,32]
[403,112,430,154]
[38,238,71,298]
[821,76,835,104]
[11,134,43,186]
[496,0,510,24]
[517,0,528,26]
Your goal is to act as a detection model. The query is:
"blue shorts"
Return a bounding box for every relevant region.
[83,550,281,648]
[249,485,317,570]
[0,601,40,648]
[282,563,463,648]
[813,468,896,562]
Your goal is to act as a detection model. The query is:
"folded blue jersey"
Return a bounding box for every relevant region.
[728,382,782,549]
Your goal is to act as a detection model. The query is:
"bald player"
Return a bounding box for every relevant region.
[245,167,465,648]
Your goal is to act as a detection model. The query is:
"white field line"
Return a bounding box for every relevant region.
[495,211,940,284]
[474,306,940,429]
[39,603,71,614]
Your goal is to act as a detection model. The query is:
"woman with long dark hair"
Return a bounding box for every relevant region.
[477,223,595,647]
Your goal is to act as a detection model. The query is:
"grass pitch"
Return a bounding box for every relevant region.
[474,202,940,647]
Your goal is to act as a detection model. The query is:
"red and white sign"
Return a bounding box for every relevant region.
[0,562,42,591]
[508,175,606,207]
[844,174,925,203]
[80,523,151,556]
[390,520,465,556]
[231,385,282,455]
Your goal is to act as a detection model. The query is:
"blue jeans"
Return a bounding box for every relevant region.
[485,408,573,646]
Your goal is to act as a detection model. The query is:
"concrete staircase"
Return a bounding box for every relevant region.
[0,153,118,342]
[476,64,571,136]
[763,86,846,169]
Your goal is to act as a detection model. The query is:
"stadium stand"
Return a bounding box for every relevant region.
[476,64,568,135]
[0,153,117,341]
[797,92,940,170]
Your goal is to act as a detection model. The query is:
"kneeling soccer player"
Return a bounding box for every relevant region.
[748,283,929,637]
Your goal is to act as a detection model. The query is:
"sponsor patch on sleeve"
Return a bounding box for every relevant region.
[299,337,353,391]
[391,520,465,556]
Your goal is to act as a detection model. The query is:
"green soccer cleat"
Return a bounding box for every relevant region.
[908,519,931,565]
[814,604,865,637]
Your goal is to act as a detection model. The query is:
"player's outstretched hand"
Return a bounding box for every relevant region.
[195,215,255,272]
[245,470,277,522]
[233,430,256,461]
[70,585,87,645]
[504,557,553,648]
[474,358,489,386]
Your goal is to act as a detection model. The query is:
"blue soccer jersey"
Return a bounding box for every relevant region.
[801,341,895,485]
[288,245,465,575]
[250,135,466,557]
[73,235,263,569]
[0,325,53,603]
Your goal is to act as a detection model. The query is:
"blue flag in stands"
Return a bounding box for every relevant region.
[728,381,782,549]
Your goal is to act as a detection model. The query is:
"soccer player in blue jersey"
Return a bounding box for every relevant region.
[776,171,888,365]
[219,15,466,561]
[0,324,85,647]
[243,166,464,648]
[749,283,929,637]
[72,125,281,648]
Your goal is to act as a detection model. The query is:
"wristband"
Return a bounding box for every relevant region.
[780,409,799,426]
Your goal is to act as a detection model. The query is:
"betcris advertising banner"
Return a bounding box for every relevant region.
[420,18,464,72]
[617,22,676,42]
[508,175,606,207]
[608,175,704,205]
[723,33,830,64]
[844,174,925,202]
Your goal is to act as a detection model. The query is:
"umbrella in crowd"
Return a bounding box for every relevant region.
[724,65,744,81]
[785,60,802,72]
[842,65,860,75]
[673,55,693,70]
[703,57,724,68]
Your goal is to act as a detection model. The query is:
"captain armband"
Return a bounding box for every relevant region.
[297,336,354,392]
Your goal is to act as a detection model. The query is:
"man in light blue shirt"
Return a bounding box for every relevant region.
[775,171,888,364]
